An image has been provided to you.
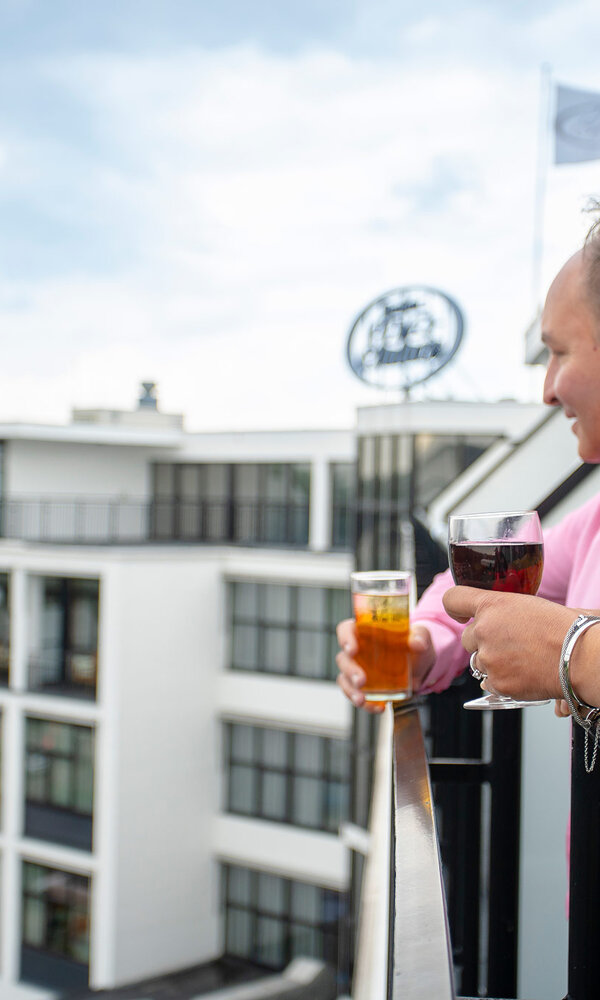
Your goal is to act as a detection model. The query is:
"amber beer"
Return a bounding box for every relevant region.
[350,571,413,702]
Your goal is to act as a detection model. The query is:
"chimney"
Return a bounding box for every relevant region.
[138,381,158,410]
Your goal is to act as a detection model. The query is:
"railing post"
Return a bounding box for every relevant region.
[566,723,600,999]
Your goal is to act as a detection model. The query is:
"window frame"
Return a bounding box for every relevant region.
[223,722,350,834]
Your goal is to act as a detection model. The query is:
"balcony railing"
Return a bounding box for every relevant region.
[356,703,598,999]
[28,651,97,700]
[0,497,312,547]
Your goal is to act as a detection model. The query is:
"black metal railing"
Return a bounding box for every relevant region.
[0,497,312,547]
[386,702,599,1000]
[28,651,97,700]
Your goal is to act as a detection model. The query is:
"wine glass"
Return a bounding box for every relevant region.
[448,510,549,710]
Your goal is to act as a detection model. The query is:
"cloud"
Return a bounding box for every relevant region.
[0,9,598,430]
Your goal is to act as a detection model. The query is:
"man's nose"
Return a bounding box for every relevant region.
[542,363,560,407]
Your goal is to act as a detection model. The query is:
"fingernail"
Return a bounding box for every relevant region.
[352,673,362,686]
[344,643,352,653]
[352,692,362,706]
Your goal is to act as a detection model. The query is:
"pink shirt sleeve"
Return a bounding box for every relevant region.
[411,567,470,693]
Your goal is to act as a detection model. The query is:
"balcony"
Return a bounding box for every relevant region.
[0,496,311,547]
[361,703,597,999]
[27,577,99,700]
[28,650,97,700]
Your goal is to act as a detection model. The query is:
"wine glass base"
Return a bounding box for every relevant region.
[464,694,551,710]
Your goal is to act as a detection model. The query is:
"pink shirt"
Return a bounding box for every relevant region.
[414,491,600,693]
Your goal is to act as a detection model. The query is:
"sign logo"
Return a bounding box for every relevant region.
[346,285,464,391]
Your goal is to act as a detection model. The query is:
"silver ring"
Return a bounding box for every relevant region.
[469,650,487,681]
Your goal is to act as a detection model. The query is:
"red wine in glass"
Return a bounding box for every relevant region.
[447,510,547,710]
[449,541,544,595]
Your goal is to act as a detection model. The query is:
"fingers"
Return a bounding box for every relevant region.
[554,699,570,718]
[336,618,357,655]
[335,671,384,713]
[460,622,476,656]
[408,623,431,651]
[335,622,385,714]
[442,585,488,623]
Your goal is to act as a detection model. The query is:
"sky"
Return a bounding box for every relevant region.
[1,0,600,432]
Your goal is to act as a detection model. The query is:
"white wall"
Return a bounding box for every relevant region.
[518,705,570,1000]
[177,428,354,464]
[213,816,349,890]
[4,441,155,498]
[109,553,224,985]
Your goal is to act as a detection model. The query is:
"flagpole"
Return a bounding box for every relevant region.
[532,63,553,310]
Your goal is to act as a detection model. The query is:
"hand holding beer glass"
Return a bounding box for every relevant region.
[350,571,414,702]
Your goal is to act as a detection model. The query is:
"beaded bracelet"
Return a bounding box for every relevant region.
[558,613,600,773]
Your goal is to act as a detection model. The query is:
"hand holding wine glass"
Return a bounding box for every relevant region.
[447,510,548,710]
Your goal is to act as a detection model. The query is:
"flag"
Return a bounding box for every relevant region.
[555,83,600,164]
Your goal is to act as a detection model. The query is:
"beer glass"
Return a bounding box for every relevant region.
[350,571,414,702]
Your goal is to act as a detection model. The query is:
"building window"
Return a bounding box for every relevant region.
[25,719,94,851]
[222,864,347,978]
[27,577,99,699]
[152,462,311,546]
[228,581,350,681]
[21,861,90,991]
[330,463,355,550]
[414,433,499,508]
[224,723,349,833]
[0,572,9,686]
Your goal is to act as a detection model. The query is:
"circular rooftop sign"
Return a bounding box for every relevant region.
[346,285,464,391]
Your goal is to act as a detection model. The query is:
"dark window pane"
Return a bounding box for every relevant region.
[290,464,310,502]
[229,765,256,814]
[25,718,94,826]
[329,740,349,781]
[21,862,90,966]
[292,776,322,827]
[295,734,323,774]
[261,729,287,767]
[262,585,291,624]
[228,867,253,906]
[232,625,258,670]
[226,908,252,957]
[154,464,176,498]
[296,631,326,678]
[179,465,201,499]
[290,923,320,959]
[261,772,287,821]
[330,588,352,623]
[222,865,345,980]
[234,465,260,499]
[224,724,349,832]
[264,628,289,673]
[291,882,321,922]
[297,587,325,627]
[232,582,259,619]
[231,726,255,762]
[258,873,286,914]
[256,916,285,967]
[204,465,229,500]
[326,780,349,830]
[264,465,287,501]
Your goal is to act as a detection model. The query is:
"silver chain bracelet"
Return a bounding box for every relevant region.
[558,613,600,773]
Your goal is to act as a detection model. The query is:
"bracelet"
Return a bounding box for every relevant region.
[559,614,600,774]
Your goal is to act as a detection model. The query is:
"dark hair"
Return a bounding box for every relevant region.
[583,199,600,321]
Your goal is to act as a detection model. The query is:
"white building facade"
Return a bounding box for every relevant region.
[0,392,580,1000]
[0,411,357,998]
